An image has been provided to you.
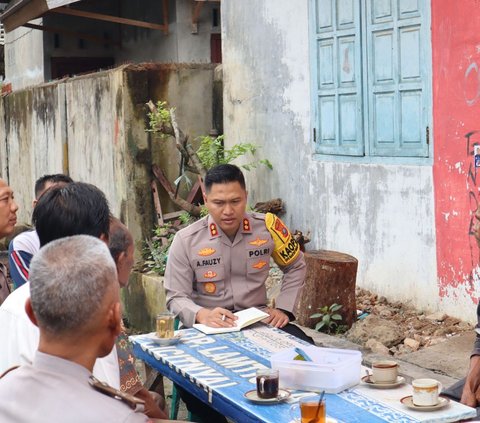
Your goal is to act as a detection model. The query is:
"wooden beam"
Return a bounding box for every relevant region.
[2,0,48,33]
[23,22,120,46]
[50,6,168,34]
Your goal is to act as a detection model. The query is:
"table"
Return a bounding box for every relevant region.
[131,325,477,423]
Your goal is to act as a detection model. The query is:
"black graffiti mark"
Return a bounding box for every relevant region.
[464,131,480,289]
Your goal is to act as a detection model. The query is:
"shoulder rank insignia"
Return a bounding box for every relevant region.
[204,282,216,294]
[209,223,218,237]
[265,212,300,267]
[249,237,268,247]
[198,247,216,256]
[89,376,145,411]
[243,218,251,231]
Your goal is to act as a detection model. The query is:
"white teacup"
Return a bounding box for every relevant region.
[412,378,442,406]
[371,360,398,383]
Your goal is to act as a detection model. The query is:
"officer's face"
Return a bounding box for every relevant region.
[204,181,247,237]
[0,179,18,238]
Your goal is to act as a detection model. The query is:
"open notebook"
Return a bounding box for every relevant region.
[193,307,269,335]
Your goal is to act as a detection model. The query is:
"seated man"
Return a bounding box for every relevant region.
[0,235,149,422]
[8,173,73,289]
[0,182,119,387]
[0,178,18,305]
[165,164,310,422]
[443,205,480,416]
[165,164,308,338]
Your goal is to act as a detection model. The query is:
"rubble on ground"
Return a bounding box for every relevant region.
[348,288,474,357]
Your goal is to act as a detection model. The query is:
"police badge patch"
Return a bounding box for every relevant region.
[265,213,300,266]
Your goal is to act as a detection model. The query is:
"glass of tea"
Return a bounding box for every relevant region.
[156,311,175,339]
[256,369,279,399]
[290,394,326,423]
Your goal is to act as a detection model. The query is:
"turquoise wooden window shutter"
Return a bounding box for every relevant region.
[314,0,364,156]
[312,0,429,158]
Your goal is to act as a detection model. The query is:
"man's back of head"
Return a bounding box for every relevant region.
[29,235,120,355]
[32,182,110,247]
[34,174,73,201]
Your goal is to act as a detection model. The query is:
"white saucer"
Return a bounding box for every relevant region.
[244,389,290,404]
[149,334,182,346]
[400,395,450,411]
[361,375,405,389]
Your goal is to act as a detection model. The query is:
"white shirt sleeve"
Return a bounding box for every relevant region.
[0,283,121,390]
[0,283,39,373]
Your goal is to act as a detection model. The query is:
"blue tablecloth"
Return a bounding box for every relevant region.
[131,325,476,423]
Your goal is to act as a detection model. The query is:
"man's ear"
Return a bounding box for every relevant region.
[32,199,38,208]
[25,298,39,327]
[99,233,109,245]
[107,302,122,337]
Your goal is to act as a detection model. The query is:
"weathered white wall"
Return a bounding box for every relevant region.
[3,83,66,222]
[4,21,45,90]
[222,0,442,316]
[1,64,215,254]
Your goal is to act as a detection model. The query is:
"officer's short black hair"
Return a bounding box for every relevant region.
[34,174,73,199]
[204,164,246,193]
[33,182,110,247]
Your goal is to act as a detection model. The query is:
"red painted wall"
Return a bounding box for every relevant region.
[433,0,480,298]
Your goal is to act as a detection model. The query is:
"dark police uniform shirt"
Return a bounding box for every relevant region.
[165,212,306,327]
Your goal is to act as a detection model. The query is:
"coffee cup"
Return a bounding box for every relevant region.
[289,395,326,423]
[412,378,442,406]
[371,360,398,383]
[256,369,279,399]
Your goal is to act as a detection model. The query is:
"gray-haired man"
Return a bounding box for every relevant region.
[0,235,149,422]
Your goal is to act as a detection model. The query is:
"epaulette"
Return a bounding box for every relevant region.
[0,365,19,379]
[89,376,145,412]
[249,211,266,220]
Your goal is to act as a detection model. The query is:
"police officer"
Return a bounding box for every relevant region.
[0,236,149,423]
[165,163,309,338]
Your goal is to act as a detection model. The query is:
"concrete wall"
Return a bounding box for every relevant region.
[4,20,45,90]
[431,0,480,320]
[3,82,66,219]
[222,1,443,318]
[1,63,215,247]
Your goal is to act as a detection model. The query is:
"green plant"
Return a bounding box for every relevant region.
[142,223,176,276]
[196,135,273,171]
[310,303,344,333]
[146,101,172,138]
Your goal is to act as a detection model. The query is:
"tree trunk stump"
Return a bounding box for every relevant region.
[295,250,358,330]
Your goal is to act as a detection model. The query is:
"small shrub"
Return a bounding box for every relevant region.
[310,303,344,334]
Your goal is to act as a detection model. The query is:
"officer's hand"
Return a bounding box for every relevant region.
[262,308,289,328]
[196,307,237,328]
[461,385,478,408]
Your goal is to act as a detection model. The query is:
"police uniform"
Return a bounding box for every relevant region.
[0,351,149,423]
[165,212,306,327]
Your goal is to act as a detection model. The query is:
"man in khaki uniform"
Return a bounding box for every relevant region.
[0,235,150,423]
[165,164,308,337]
[165,164,309,423]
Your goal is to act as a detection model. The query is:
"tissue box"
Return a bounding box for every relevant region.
[270,346,361,393]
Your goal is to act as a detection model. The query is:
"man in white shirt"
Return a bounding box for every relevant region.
[0,182,119,387]
[8,173,73,289]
